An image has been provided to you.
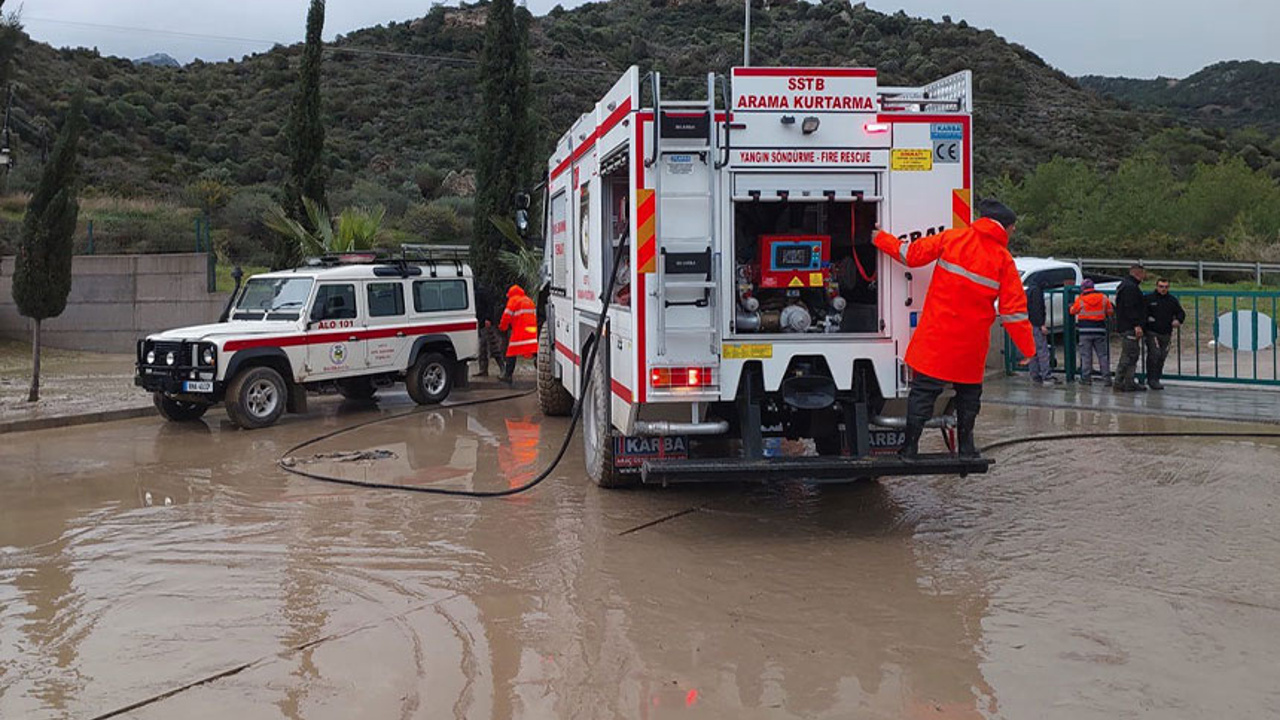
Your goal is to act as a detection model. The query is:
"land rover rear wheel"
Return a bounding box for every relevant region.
[583,344,631,489]
[225,366,287,429]
[153,392,209,422]
[537,324,574,417]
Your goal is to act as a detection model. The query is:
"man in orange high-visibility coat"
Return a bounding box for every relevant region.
[1069,278,1115,384]
[873,200,1036,459]
[498,285,537,383]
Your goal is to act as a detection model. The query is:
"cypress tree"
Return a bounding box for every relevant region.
[473,0,535,291]
[11,93,85,402]
[278,0,328,269]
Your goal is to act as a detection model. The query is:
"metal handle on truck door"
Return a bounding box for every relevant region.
[348,335,358,342]
[395,331,405,338]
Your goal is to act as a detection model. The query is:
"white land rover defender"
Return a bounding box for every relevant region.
[135,248,479,429]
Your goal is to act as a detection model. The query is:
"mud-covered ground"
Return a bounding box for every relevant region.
[2,387,1279,719]
[0,341,142,424]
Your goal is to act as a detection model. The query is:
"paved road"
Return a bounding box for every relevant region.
[2,387,1279,719]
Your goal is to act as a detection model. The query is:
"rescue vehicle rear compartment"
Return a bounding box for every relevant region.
[539,65,977,484]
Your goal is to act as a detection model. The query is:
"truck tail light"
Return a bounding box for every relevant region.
[650,366,715,389]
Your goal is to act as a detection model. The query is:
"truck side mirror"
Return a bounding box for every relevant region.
[515,192,531,210]
[515,209,530,237]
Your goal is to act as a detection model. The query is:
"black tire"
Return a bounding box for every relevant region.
[225,366,288,429]
[152,392,209,422]
[583,342,632,488]
[537,324,574,417]
[336,377,377,400]
[407,352,452,405]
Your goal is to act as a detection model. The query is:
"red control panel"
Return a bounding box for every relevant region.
[758,235,830,289]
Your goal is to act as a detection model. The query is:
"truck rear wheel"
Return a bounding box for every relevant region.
[153,392,209,422]
[537,324,573,417]
[583,343,631,488]
[225,366,287,429]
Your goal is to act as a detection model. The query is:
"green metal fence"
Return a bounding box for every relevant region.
[1004,286,1280,386]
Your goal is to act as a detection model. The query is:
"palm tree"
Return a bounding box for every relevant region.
[264,197,387,257]
[491,214,543,290]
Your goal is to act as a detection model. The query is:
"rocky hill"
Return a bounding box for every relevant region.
[1,0,1154,198]
[1080,61,1280,133]
[132,53,180,68]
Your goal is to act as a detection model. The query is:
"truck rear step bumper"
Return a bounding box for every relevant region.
[640,453,992,484]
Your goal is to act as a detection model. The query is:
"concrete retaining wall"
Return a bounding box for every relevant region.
[0,253,230,353]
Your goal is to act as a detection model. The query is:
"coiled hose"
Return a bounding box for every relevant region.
[278,243,628,497]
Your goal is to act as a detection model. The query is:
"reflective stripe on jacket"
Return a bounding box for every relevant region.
[499,293,538,358]
[873,218,1036,384]
[1069,289,1114,333]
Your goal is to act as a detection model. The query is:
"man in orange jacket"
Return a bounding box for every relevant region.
[873,200,1036,459]
[498,284,537,383]
[1069,278,1115,384]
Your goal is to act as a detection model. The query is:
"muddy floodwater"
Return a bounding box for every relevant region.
[2,389,1280,719]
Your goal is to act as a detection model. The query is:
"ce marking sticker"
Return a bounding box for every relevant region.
[933,140,960,164]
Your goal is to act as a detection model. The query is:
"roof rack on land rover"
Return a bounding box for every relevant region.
[303,244,470,267]
[299,244,471,279]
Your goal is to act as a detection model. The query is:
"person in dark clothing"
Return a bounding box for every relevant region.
[1112,263,1148,392]
[473,283,507,376]
[1024,279,1056,384]
[1143,277,1185,390]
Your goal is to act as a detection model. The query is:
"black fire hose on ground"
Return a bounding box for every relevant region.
[277,243,629,498]
[982,429,1280,456]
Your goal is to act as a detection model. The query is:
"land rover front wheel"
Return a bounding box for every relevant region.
[153,392,209,422]
[582,343,631,488]
[407,352,452,405]
[225,366,287,429]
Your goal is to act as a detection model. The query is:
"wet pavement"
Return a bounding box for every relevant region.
[3,386,1280,719]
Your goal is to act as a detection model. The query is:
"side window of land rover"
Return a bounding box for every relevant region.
[413,279,469,313]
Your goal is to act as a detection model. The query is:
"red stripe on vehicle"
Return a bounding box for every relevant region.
[635,114,649,403]
[733,67,876,77]
[555,340,580,365]
[549,97,633,181]
[223,321,477,352]
[610,378,633,403]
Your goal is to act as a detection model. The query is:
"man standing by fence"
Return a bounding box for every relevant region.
[1024,277,1057,385]
[1070,279,1114,384]
[1113,263,1148,392]
[1144,277,1185,390]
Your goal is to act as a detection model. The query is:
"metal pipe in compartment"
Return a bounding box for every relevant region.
[633,420,730,436]
[871,414,954,429]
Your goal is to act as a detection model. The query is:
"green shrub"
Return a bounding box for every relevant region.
[401,201,469,243]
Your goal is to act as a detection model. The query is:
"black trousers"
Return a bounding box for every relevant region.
[1145,332,1172,383]
[500,356,518,378]
[907,371,983,425]
[1115,333,1142,388]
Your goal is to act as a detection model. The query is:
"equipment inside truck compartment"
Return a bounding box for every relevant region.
[732,197,880,335]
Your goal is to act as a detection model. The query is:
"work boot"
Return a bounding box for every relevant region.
[1148,380,1164,390]
[898,420,924,461]
[956,414,980,459]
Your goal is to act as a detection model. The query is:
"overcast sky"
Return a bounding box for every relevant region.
[17,0,1279,78]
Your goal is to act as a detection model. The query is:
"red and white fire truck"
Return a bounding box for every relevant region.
[534,66,991,486]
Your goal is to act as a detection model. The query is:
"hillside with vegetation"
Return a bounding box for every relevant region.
[1081,61,1280,134]
[0,0,1275,267]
